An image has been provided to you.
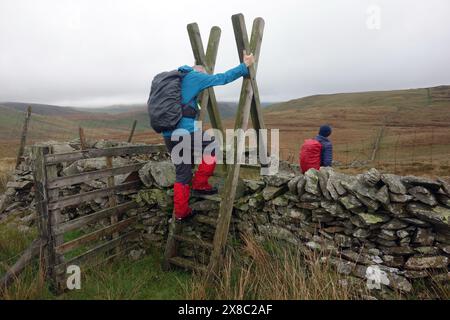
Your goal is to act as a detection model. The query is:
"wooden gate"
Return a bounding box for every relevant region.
[31,143,165,292]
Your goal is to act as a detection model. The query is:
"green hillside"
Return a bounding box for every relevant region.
[264,86,450,112]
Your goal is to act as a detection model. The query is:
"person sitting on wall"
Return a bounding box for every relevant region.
[299,124,333,173]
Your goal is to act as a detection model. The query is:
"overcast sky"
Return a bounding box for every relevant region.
[1,0,449,107]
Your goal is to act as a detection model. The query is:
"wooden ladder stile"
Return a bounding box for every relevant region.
[163,14,266,277]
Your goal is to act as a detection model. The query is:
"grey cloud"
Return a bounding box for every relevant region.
[0,0,449,106]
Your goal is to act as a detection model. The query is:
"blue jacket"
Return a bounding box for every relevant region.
[315,135,333,167]
[162,63,249,137]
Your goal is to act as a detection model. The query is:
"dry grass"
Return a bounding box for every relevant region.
[0,157,15,193]
[184,235,369,300]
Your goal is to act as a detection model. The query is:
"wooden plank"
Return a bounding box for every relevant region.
[106,156,119,255]
[198,26,221,122]
[31,146,54,280]
[168,256,207,273]
[46,155,64,266]
[48,180,141,210]
[208,14,261,274]
[47,163,145,189]
[53,201,138,235]
[15,106,31,169]
[193,215,217,227]
[54,217,137,254]
[232,14,267,160]
[163,213,182,271]
[127,120,137,143]
[173,234,213,250]
[0,238,45,291]
[187,23,224,134]
[45,144,166,165]
[54,231,138,275]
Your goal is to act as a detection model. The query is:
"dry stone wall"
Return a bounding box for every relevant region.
[1,141,449,292]
[136,163,450,293]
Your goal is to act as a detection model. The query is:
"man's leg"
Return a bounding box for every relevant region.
[192,133,218,194]
[164,136,194,220]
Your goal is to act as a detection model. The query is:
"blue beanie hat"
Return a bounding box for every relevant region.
[319,125,332,137]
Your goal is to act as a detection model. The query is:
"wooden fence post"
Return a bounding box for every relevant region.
[31,145,64,293]
[79,127,87,150]
[16,106,32,169]
[106,156,119,255]
[127,120,137,143]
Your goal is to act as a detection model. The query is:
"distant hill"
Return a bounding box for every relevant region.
[265,85,450,112]
[0,102,89,116]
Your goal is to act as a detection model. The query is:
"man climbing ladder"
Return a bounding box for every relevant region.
[150,52,255,221]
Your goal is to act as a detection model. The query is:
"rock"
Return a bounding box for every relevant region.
[243,179,265,192]
[304,169,321,196]
[63,157,130,176]
[414,247,439,255]
[135,189,169,208]
[272,196,289,206]
[382,255,405,268]
[262,185,287,201]
[362,168,381,187]
[408,186,438,206]
[375,238,397,247]
[389,193,414,203]
[404,256,448,270]
[296,202,320,210]
[381,246,415,256]
[341,250,373,265]
[320,200,344,216]
[354,193,379,212]
[263,173,292,187]
[139,161,176,188]
[399,218,431,228]
[323,226,346,234]
[381,174,406,194]
[375,185,390,205]
[191,200,219,212]
[341,177,378,202]
[287,208,310,221]
[318,168,331,200]
[396,230,410,239]
[378,229,397,241]
[300,193,322,202]
[437,178,450,196]
[296,175,306,197]
[287,176,302,195]
[358,213,390,225]
[437,244,450,254]
[353,228,370,239]
[383,203,406,217]
[436,194,450,208]
[406,203,450,228]
[258,225,298,244]
[339,194,362,210]
[334,234,352,248]
[413,228,435,246]
[353,264,412,292]
[381,219,408,230]
[402,176,441,192]
[129,249,145,261]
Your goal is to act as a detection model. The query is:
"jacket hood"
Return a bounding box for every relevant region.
[316,134,330,142]
[178,65,194,73]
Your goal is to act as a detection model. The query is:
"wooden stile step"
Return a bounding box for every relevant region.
[168,256,207,273]
[193,214,217,226]
[173,234,213,250]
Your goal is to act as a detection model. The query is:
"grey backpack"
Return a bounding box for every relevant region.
[147,70,196,133]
